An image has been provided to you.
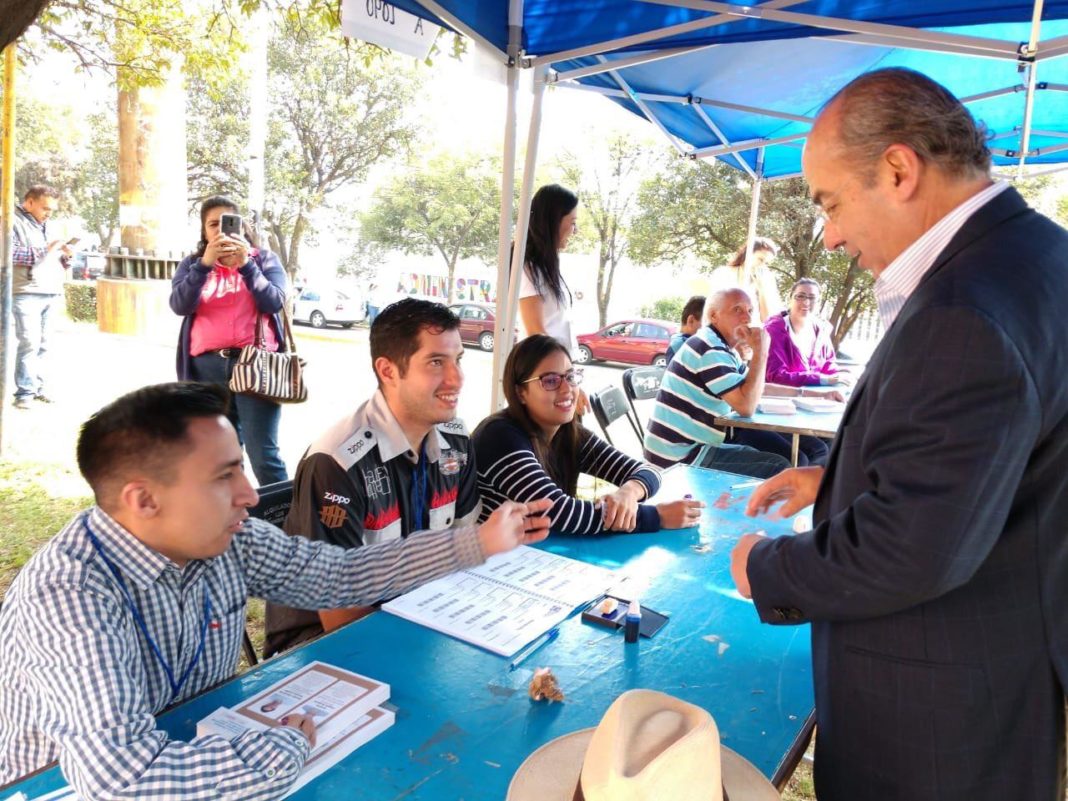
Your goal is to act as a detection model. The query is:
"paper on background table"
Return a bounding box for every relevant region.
[793,397,846,413]
[757,397,797,415]
[382,545,617,656]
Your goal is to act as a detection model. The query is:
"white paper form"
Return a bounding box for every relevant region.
[382,546,616,656]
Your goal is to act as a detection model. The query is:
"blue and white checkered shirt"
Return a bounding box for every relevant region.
[0,507,484,798]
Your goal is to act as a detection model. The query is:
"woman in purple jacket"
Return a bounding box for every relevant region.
[170,196,289,485]
[765,278,851,388]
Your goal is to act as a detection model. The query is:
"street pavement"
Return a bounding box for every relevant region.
[0,319,648,490]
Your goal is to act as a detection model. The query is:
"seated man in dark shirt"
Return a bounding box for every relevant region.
[665,294,705,364]
[265,299,483,656]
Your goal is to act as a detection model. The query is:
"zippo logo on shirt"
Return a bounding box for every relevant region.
[323,491,351,505]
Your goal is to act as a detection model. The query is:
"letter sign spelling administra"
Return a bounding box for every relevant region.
[340,0,440,59]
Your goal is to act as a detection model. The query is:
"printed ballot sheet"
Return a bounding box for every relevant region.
[197,661,394,796]
[382,546,617,656]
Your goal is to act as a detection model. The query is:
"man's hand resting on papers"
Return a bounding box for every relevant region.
[746,466,824,519]
[479,499,553,556]
[280,713,317,747]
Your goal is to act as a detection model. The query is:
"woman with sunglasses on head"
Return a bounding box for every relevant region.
[765,278,852,388]
[707,237,784,324]
[472,335,704,535]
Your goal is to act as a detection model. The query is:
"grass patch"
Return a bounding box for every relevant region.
[0,460,92,599]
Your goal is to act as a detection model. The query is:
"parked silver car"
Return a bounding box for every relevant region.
[292,287,367,328]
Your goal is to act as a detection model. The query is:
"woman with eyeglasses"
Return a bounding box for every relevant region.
[472,335,703,535]
[765,278,851,387]
[707,237,784,324]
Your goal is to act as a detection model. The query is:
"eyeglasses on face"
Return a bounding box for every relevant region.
[521,369,584,391]
[793,293,818,302]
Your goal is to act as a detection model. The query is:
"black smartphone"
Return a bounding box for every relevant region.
[220,213,243,237]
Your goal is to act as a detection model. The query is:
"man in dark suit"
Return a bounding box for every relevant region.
[730,67,1068,800]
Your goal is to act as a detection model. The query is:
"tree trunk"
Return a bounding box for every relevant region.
[116,56,187,255]
[447,253,458,305]
[596,246,610,328]
[286,212,307,283]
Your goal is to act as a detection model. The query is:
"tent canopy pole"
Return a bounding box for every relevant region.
[490,0,525,412]
[496,62,549,412]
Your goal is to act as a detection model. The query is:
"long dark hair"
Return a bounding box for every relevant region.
[523,184,578,305]
[727,236,778,267]
[483,334,586,494]
[195,196,260,258]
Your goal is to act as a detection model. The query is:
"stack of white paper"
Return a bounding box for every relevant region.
[197,661,394,795]
[757,397,797,415]
[794,397,845,413]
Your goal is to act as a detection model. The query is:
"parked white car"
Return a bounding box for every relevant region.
[292,287,367,328]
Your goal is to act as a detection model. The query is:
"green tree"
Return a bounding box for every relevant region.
[11,95,117,247]
[69,110,119,247]
[261,17,422,276]
[630,155,873,345]
[360,153,501,304]
[559,133,652,327]
[185,18,423,276]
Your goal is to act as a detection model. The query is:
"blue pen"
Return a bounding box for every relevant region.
[509,628,560,671]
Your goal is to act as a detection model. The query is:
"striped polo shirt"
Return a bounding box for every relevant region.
[642,325,742,469]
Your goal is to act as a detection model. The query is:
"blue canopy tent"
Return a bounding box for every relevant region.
[388,1,1068,407]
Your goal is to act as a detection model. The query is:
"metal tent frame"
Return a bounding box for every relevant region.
[370,1,1068,407]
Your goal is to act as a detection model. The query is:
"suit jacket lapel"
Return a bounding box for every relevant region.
[815,186,1031,519]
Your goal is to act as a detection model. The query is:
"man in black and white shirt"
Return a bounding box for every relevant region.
[0,382,548,797]
[265,299,481,657]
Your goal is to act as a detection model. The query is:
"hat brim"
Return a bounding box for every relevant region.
[506,728,780,801]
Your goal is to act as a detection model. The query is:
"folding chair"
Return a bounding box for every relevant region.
[244,479,294,664]
[588,385,642,447]
[621,366,665,435]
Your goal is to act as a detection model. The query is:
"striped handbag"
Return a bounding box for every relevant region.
[228,307,308,403]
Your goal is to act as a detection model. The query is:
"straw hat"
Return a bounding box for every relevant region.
[507,689,780,801]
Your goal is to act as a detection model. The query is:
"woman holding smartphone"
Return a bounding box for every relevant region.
[473,335,703,535]
[170,196,289,484]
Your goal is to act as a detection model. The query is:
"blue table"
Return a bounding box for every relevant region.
[3,466,813,800]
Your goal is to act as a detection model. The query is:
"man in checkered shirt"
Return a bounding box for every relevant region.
[0,382,550,798]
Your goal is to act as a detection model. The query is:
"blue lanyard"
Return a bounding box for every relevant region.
[411,441,428,530]
[84,515,212,700]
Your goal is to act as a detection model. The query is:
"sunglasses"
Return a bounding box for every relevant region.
[521,369,584,392]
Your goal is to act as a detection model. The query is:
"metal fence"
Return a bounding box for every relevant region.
[103,247,184,280]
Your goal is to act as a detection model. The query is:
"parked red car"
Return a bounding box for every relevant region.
[448,303,515,352]
[576,319,677,367]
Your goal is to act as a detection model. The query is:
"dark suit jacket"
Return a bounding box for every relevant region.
[748,187,1068,801]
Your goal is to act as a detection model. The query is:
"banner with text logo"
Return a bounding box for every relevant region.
[340,0,440,60]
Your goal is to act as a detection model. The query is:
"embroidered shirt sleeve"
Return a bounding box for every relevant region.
[284,452,367,548]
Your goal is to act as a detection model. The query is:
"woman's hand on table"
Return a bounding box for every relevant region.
[656,498,705,529]
[600,481,644,532]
